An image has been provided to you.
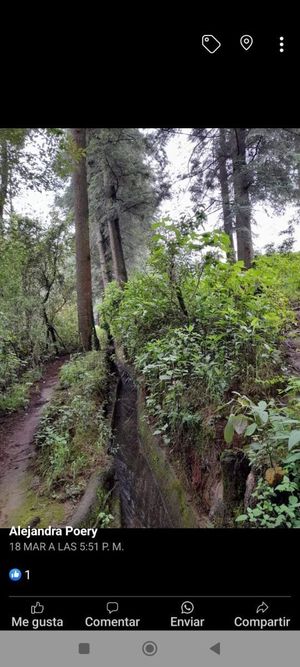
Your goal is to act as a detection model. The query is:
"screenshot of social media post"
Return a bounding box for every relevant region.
[0,127,299,664]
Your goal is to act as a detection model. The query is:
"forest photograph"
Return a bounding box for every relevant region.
[0,127,300,530]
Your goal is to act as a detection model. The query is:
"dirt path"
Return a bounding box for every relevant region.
[0,356,68,527]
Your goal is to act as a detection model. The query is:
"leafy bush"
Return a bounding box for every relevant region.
[0,366,42,413]
[237,476,300,528]
[59,350,107,398]
[252,252,300,303]
[99,273,181,359]
[100,221,296,457]
[224,391,300,527]
[100,227,294,384]
[136,325,230,447]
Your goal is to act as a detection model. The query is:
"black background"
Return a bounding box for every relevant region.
[0,529,298,630]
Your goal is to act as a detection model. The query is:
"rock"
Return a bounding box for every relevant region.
[28,516,40,528]
[265,466,285,486]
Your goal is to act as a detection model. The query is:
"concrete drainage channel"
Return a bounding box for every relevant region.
[68,359,203,529]
[112,360,202,528]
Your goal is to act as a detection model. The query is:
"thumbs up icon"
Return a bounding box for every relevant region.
[31,602,44,615]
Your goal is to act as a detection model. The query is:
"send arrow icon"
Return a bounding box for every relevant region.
[210,642,221,655]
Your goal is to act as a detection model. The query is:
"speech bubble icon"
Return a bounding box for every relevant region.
[106,601,119,614]
[181,601,194,615]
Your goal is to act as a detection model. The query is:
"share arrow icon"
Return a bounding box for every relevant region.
[210,642,221,655]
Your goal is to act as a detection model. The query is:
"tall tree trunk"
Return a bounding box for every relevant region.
[103,166,128,285]
[71,128,99,351]
[0,139,8,230]
[295,131,300,198]
[218,128,236,262]
[230,128,254,269]
[98,224,109,289]
[107,213,128,285]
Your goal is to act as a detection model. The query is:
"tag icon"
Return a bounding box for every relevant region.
[201,35,221,54]
[240,35,253,51]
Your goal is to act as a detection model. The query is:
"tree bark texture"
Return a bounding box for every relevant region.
[71,128,97,351]
[218,128,236,262]
[230,128,254,268]
[0,139,8,227]
[103,166,128,285]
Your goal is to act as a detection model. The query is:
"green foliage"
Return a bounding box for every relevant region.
[94,510,114,528]
[236,477,300,528]
[59,350,107,397]
[35,351,110,494]
[224,392,300,465]
[136,325,227,447]
[98,281,124,331]
[0,214,78,413]
[101,228,295,382]
[53,132,86,178]
[54,303,79,351]
[0,367,42,412]
[101,221,296,447]
[149,217,230,275]
[224,391,300,527]
[251,252,300,303]
[100,222,300,520]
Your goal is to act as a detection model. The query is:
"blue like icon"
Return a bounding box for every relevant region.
[9,568,22,582]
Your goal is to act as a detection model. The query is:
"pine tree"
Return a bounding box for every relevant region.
[217,128,236,261]
[230,128,254,268]
[188,128,300,266]
[87,128,168,289]
[71,128,98,350]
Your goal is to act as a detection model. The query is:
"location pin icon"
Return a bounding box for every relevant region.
[240,34,253,50]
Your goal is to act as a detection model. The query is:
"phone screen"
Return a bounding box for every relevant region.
[0,27,299,665]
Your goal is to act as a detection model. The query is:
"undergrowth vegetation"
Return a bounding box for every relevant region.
[0,362,42,412]
[34,351,112,509]
[225,385,300,527]
[99,219,300,526]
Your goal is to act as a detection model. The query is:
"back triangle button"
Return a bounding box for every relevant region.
[210,642,221,655]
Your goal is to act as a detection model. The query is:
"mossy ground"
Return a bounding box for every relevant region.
[9,473,68,527]
[31,351,114,525]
